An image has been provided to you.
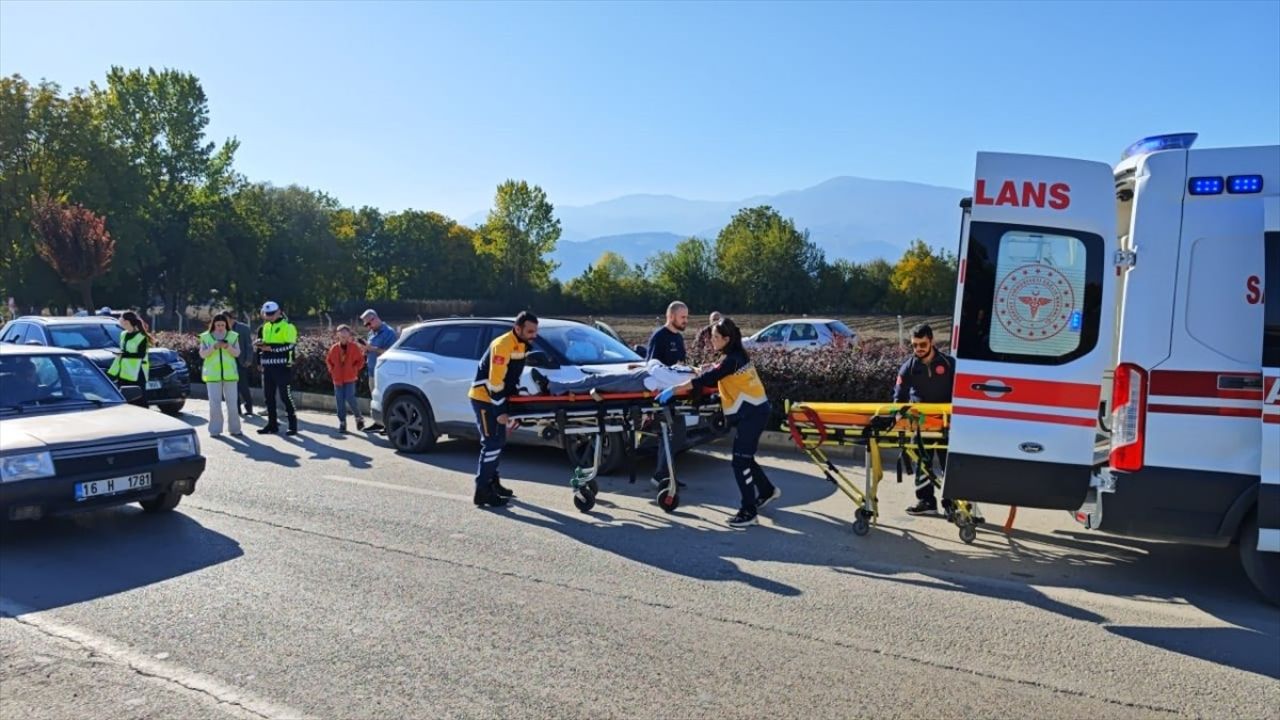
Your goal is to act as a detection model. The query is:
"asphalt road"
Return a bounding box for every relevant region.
[2,400,1278,720]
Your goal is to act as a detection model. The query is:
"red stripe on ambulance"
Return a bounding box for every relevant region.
[954,373,1099,410]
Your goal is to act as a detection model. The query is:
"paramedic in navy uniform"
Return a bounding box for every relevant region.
[645,301,689,488]
[893,324,956,516]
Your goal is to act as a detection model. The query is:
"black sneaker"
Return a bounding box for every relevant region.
[756,485,782,510]
[286,427,299,436]
[727,510,758,529]
[256,425,278,435]
[906,499,939,516]
[365,423,384,433]
[492,479,515,498]
[530,369,551,396]
[473,485,509,508]
[356,418,366,431]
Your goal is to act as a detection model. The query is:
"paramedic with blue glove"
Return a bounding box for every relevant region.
[662,317,780,529]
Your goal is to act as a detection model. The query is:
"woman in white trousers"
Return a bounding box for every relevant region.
[199,313,243,436]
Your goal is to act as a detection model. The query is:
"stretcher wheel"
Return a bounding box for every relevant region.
[958,523,977,544]
[849,507,870,535]
[573,485,597,513]
[657,486,680,513]
[586,479,599,496]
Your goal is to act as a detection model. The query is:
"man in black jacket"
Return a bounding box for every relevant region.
[893,324,956,516]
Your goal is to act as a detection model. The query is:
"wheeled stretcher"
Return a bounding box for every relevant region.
[785,402,983,543]
[506,389,724,514]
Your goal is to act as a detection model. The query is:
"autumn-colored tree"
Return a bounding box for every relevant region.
[888,239,957,314]
[30,197,115,309]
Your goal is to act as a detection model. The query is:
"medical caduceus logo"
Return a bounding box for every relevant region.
[995,264,1075,341]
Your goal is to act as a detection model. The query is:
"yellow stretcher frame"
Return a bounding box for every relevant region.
[785,401,982,544]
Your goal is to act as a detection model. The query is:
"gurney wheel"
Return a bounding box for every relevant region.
[573,485,597,514]
[958,523,977,545]
[657,486,680,513]
[851,508,872,536]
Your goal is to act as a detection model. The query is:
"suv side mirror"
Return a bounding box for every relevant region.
[120,385,144,403]
[525,350,558,369]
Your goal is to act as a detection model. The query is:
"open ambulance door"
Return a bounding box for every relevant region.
[943,154,1116,510]
[1259,197,1280,554]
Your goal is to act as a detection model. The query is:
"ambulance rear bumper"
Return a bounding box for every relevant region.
[1093,466,1261,547]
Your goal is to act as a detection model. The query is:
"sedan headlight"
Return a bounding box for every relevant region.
[1,452,55,483]
[158,433,198,461]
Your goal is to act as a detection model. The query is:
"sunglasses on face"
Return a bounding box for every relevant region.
[912,341,931,349]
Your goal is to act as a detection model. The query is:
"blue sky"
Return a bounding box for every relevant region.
[2,0,1277,220]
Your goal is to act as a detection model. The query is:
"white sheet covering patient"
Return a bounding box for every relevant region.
[532,359,695,396]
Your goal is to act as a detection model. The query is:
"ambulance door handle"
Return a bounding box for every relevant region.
[972,382,1013,395]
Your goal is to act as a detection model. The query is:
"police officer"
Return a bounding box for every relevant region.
[468,311,539,508]
[254,301,299,436]
[894,324,956,516]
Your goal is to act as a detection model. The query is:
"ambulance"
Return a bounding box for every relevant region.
[942,133,1280,604]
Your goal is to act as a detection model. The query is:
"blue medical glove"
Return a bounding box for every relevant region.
[656,387,676,405]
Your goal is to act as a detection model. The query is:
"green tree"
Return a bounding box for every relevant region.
[566,252,656,314]
[888,239,957,313]
[714,206,824,312]
[475,180,561,300]
[378,210,482,300]
[649,236,720,310]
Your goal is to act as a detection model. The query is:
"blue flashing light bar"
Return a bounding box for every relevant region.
[1121,132,1198,160]
[1188,177,1224,195]
[1227,175,1263,194]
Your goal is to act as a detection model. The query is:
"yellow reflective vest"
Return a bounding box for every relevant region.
[107,331,149,383]
[200,330,240,383]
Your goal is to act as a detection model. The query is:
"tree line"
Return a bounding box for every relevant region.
[0,68,957,323]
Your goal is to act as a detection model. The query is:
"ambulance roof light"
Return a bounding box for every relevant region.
[1121,133,1198,160]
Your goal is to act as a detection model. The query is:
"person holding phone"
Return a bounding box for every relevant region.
[199,312,243,436]
[359,309,398,433]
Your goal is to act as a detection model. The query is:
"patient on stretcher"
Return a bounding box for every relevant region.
[530,359,695,396]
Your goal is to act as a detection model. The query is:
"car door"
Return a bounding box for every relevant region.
[423,323,488,424]
[944,152,1116,511]
[787,322,820,350]
[753,323,788,348]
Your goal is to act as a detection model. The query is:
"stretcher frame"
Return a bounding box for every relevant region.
[506,389,722,514]
[785,401,983,544]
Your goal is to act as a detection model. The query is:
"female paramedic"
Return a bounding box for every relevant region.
[107,310,152,407]
[657,317,780,528]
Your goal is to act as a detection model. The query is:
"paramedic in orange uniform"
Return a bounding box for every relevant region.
[468,311,539,508]
[893,324,956,516]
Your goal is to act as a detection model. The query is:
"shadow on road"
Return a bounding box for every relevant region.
[0,508,242,613]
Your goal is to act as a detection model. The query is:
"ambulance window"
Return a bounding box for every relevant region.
[957,222,1103,365]
[1265,231,1280,368]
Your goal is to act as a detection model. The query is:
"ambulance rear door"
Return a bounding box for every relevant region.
[945,153,1116,510]
[1260,196,1280,553]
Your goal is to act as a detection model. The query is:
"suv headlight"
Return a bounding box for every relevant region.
[158,433,198,461]
[1,452,55,483]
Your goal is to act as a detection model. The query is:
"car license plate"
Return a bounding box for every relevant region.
[74,473,152,501]
[146,380,161,390]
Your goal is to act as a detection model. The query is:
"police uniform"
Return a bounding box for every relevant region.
[468,330,527,505]
[257,314,299,434]
[690,350,778,524]
[893,350,955,505]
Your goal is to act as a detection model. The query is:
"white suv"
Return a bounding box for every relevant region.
[370,317,719,473]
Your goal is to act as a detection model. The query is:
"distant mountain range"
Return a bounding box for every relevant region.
[468,176,969,280]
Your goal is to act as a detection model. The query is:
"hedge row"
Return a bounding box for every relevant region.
[159,332,929,421]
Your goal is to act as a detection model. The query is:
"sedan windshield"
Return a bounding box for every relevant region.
[47,323,121,350]
[0,353,124,413]
[537,325,641,366]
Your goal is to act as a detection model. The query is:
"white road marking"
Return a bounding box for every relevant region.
[0,598,313,720]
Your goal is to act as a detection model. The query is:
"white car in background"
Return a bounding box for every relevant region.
[370,317,722,473]
[744,319,857,351]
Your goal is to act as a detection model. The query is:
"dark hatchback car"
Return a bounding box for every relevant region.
[0,344,205,522]
[0,315,191,415]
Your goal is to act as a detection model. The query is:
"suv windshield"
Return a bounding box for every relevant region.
[537,325,641,365]
[0,353,124,413]
[47,323,121,350]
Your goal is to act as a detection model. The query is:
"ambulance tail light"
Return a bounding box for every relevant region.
[1109,363,1148,472]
